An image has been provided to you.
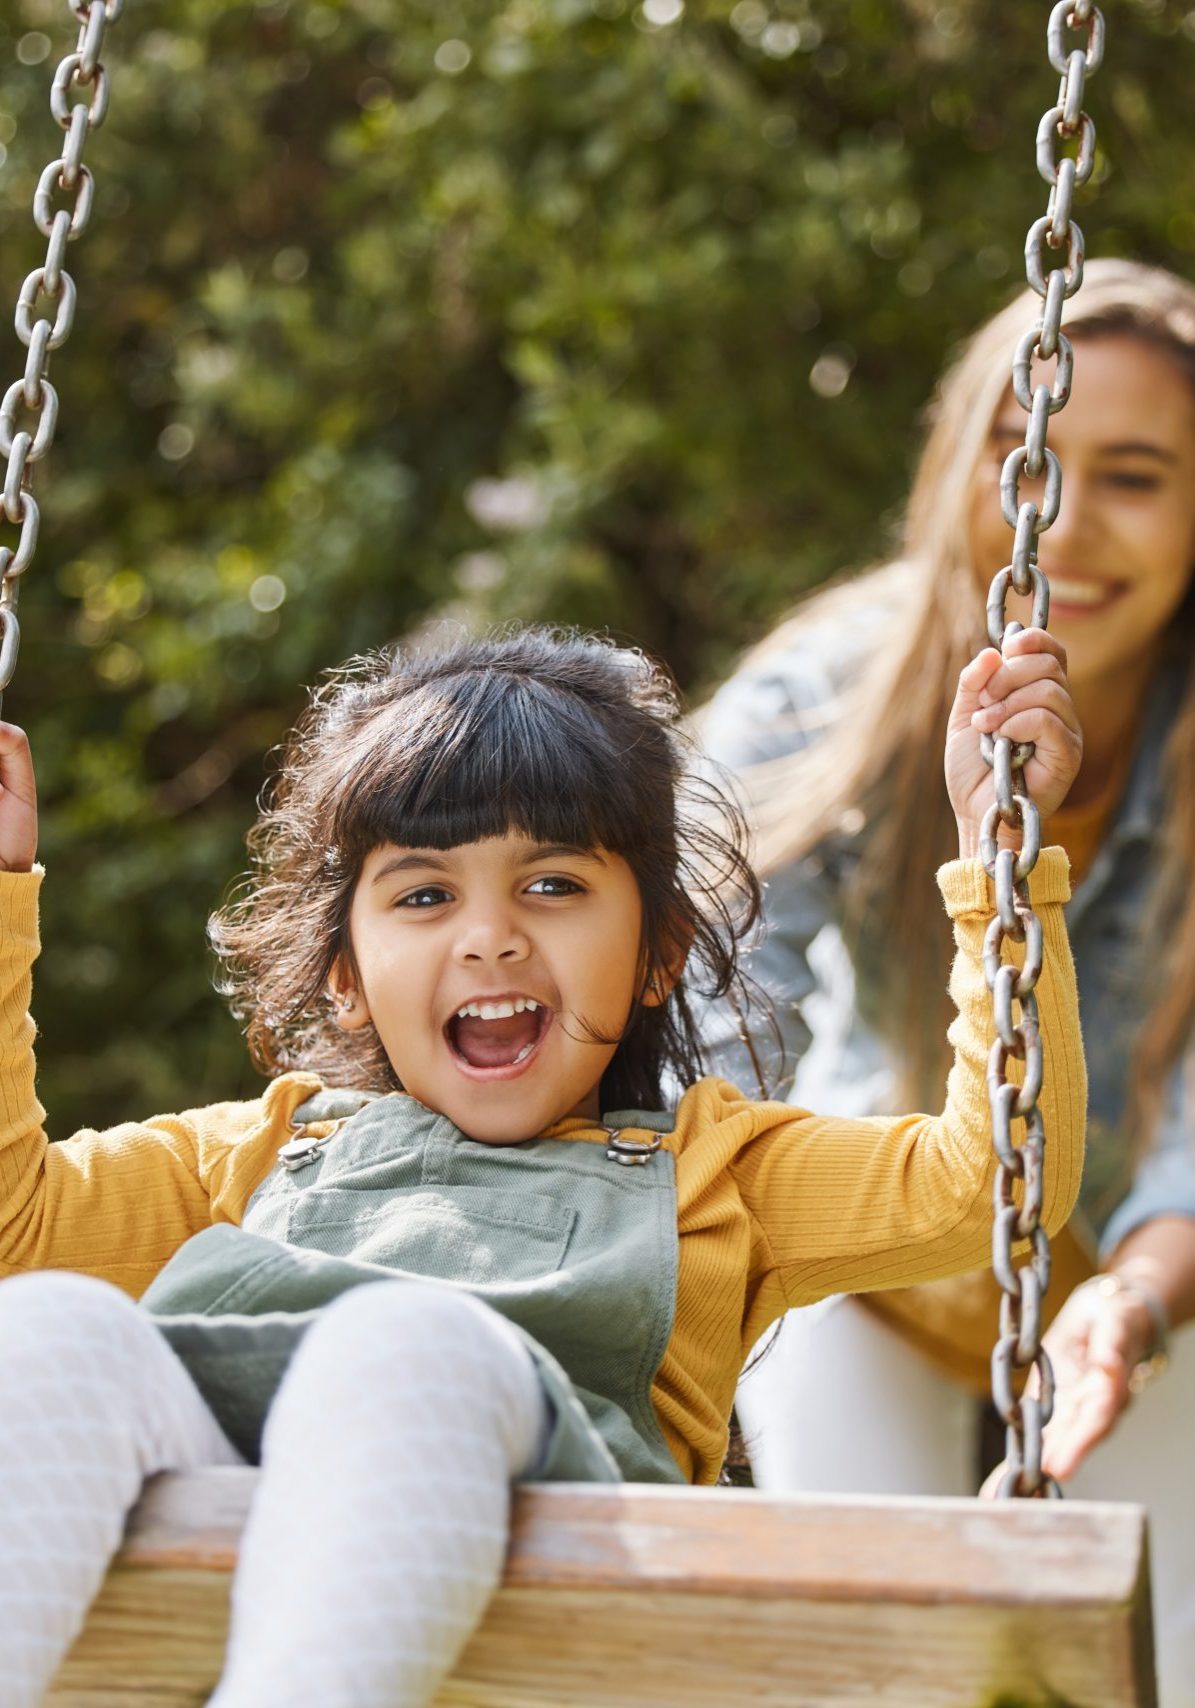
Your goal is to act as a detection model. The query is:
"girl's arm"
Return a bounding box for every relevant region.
[728,630,1086,1323]
[729,846,1083,1316]
[0,723,312,1294]
[0,723,36,875]
[945,629,1082,861]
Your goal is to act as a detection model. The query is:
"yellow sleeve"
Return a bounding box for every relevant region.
[732,848,1085,1332]
[0,871,320,1296]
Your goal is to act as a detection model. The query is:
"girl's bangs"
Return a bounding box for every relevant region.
[340,673,650,857]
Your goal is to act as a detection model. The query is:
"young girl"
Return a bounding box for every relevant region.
[0,623,1082,1708]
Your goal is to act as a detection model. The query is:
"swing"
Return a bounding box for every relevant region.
[2,5,1157,1705]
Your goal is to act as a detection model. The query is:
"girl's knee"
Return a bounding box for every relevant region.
[315,1279,499,1344]
[285,1282,531,1395]
[269,1283,546,1472]
[0,1271,177,1410]
[0,1269,138,1340]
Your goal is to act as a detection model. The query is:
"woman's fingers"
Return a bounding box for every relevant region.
[1038,1284,1141,1482]
[1041,1369,1126,1481]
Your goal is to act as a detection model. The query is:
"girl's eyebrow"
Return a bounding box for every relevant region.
[522,844,608,867]
[369,852,450,885]
[367,844,608,886]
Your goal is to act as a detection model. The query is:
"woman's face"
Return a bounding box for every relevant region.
[967,333,1195,687]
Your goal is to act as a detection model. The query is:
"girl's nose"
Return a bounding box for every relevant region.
[452,909,531,966]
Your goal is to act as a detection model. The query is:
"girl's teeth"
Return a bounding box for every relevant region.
[454,998,542,1021]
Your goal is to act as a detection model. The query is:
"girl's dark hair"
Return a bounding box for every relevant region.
[211,627,765,1111]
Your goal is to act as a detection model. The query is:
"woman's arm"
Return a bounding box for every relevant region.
[1040,1214,1195,1481]
[696,639,865,1095]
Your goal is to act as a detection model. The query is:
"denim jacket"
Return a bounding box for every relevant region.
[700,576,1195,1261]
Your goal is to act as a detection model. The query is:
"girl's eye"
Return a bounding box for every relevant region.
[396,885,452,909]
[526,875,584,897]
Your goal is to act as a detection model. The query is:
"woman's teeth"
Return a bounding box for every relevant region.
[1047,575,1115,607]
[455,998,541,1020]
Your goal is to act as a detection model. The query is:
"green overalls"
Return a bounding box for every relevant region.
[142,1090,685,1485]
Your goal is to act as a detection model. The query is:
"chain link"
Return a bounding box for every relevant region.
[0,2,122,705]
[983,0,1105,1499]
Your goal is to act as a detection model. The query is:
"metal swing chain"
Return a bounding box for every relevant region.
[982,0,1104,1500]
[0,0,124,707]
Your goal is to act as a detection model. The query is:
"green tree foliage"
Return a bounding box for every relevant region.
[0,0,1189,1127]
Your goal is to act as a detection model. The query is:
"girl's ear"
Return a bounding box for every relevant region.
[328,960,372,1031]
[640,924,693,1009]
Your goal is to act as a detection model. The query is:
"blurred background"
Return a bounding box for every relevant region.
[0,0,1190,1131]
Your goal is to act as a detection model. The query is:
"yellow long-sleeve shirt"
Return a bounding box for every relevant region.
[0,854,1085,1484]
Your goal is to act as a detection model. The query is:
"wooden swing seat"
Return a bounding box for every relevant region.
[48,1469,1156,1708]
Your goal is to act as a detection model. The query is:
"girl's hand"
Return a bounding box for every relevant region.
[945,629,1082,858]
[0,722,37,872]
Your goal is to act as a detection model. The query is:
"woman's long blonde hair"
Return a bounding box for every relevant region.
[738,258,1195,1130]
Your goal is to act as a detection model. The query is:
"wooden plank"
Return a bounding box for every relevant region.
[48,1471,1157,1708]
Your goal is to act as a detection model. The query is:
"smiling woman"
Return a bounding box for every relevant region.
[699,258,1195,1708]
[969,336,1195,743]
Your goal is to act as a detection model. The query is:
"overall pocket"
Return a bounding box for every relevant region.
[284,1186,576,1287]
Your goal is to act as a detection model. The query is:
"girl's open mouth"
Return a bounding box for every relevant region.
[445,999,553,1079]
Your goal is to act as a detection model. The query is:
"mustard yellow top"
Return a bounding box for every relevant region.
[1044,747,1133,888]
[0,854,1085,1485]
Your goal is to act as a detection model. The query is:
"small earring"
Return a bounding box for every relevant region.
[338,992,356,1013]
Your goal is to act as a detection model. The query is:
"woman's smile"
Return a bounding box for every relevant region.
[1042,570,1129,617]
[968,335,1195,692]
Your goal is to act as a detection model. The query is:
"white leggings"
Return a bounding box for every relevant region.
[0,1271,549,1708]
[739,1295,1195,1708]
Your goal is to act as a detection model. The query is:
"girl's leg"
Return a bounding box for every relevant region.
[737,1295,975,1495]
[0,1271,240,1708]
[1065,1322,1195,1708]
[210,1282,550,1708]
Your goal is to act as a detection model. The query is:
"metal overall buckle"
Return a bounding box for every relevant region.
[604,1127,662,1167]
[278,1116,346,1172]
[278,1134,325,1172]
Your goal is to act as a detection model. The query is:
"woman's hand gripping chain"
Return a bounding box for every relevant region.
[0,722,37,874]
[945,628,1083,860]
